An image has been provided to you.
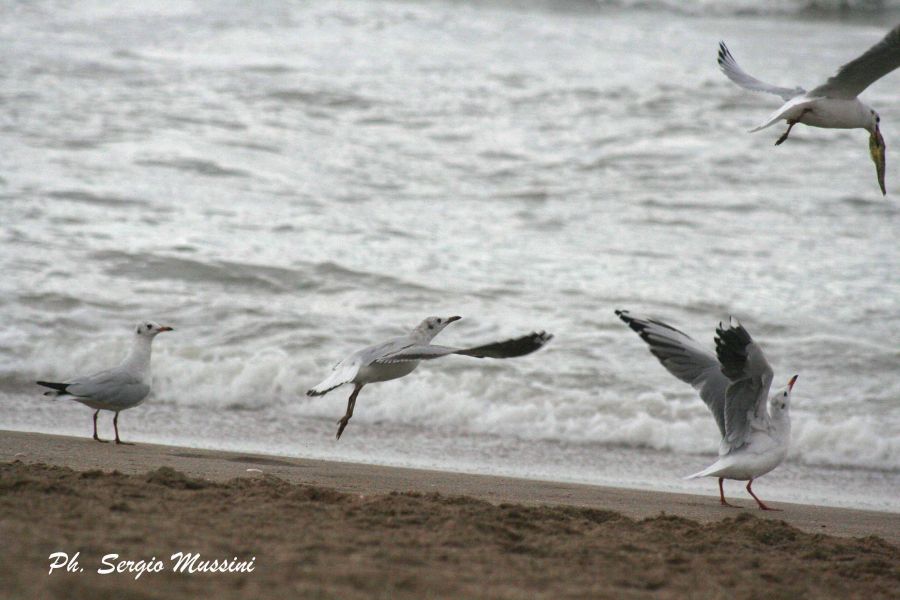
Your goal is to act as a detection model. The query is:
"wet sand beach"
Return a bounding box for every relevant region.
[1,430,897,599]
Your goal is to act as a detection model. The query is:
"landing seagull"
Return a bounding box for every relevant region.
[718,25,900,194]
[37,321,174,444]
[616,310,797,511]
[307,316,552,439]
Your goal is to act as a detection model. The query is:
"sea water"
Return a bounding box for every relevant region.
[1,0,898,511]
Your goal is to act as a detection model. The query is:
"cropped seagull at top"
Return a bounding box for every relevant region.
[307,316,552,440]
[37,321,174,444]
[616,310,797,511]
[717,24,900,194]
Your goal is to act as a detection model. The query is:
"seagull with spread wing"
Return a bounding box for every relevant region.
[37,321,174,444]
[616,310,797,511]
[307,316,552,439]
[718,24,900,194]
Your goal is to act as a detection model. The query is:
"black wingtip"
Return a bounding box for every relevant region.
[714,317,755,380]
[36,381,69,393]
[524,331,554,353]
[616,309,644,334]
[717,41,732,68]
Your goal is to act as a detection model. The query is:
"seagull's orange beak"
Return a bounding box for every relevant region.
[787,375,798,392]
[158,326,174,332]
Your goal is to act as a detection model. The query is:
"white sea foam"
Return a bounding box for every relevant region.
[9,338,896,473]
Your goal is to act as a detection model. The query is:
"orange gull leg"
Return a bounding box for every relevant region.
[746,478,781,511]
[719,477,738,508]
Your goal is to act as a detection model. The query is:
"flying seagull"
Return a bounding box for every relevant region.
[37,321,174,444]
[307,316,552,439]
[718,24,900,194]
[616,310,797,510]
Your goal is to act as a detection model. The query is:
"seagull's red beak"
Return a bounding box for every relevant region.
[158,326,174,332]
[787,375,798,391]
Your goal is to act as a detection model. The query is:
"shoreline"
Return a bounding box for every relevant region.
[1,429,898,599]
[2,429,897,544]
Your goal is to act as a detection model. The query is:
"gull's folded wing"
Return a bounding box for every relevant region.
[374,331,552,364]
[65,368,149,406]
[809,24,900,99]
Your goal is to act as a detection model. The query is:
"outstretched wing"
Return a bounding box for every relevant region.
[616,310,728,437]
[715,317,774,454]
[374,331,552,364]
[718,41,806,101]
[809,24,900,99]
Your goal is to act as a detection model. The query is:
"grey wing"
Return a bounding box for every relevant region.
[307,337,414,395]
[718,42,806,101]
[714,317,774,453]
[616,311,728,437]
[375,332,552,364]
[809,25,900,99]
[66,368,150,406]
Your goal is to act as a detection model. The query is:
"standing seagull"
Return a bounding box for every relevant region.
[37,321,174,444]
[718,24,900,194]
[616,310,797,510]
[307,316,552,439]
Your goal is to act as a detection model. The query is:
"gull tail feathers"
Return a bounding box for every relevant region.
[749,96,818,133]
[307,376,344,397]
[684,462,723,480]
[306,365,356,396]
[306,361,359,397]
[36,381,70,398]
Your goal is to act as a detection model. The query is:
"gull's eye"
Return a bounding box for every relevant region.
[437,318,442,324]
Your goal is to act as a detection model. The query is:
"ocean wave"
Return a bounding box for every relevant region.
[134,158,251,178]
[47,190,147,208]
[593,0,900,16]
[84,251,438,298]
[11,338,894,472]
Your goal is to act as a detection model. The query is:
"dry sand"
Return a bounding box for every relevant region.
[1,430,897,599]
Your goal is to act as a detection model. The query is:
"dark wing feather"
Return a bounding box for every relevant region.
[375,332,552,364]
[809,24,900,99]
[715,318,774,452]
[36,381,70,394]
[454,331,552,359]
